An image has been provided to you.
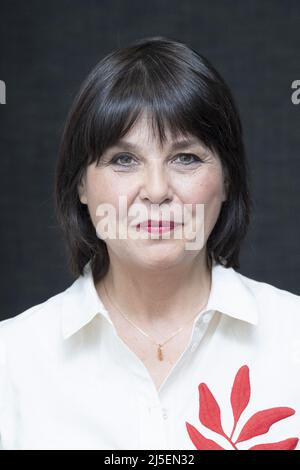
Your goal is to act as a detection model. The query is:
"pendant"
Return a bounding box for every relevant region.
[158,344,163,361]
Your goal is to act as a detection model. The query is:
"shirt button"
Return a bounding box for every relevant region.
[162,408,168,419]
[190,342,198,352]
[148,405,159,411]
[202,312,211,324]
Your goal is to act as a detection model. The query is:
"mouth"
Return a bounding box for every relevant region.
[136,220,183,233]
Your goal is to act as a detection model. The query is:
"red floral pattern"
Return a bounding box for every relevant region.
[186,365,299,450]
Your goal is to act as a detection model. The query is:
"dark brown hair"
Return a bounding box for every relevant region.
[54,36,252,283]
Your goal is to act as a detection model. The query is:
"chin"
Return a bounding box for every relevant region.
[134,244,186,268]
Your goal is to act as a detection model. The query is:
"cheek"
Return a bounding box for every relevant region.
[177,172,225,233]
[85,170,134,228]
[178,170,224,205]
[200,178,225,236]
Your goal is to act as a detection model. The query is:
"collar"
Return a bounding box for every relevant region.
[205,259,259,326]
[61,262,113,340]
[61,259,259,340]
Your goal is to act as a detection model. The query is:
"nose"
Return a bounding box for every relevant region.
[139,160,173,204]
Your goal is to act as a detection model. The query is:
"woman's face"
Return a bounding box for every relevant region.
[78,113,227,270]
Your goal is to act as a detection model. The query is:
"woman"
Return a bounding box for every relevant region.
[1,36,300,451]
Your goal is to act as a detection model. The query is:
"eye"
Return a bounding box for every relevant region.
[173,153,203,165]
[110,152,203,169]
[111,153,137,167]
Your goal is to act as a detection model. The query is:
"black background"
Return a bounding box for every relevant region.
[0,0,299,320]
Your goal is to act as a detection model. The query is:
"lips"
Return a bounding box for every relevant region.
[136,220,185,233]
[138,220,176,228]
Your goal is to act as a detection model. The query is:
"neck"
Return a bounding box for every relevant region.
[96,250,212,330]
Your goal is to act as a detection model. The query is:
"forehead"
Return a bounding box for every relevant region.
[110,113,207,152]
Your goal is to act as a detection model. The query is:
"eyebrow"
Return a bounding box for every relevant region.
[109,137,205,152]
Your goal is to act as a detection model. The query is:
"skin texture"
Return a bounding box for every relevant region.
[78,112,227,335]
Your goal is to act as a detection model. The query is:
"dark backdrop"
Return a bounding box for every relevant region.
[0,0,300,321]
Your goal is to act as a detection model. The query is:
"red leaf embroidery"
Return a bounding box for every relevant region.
[249,437,299,450]
[235,407,295,443]
[186,364,299,451]
[186,422,225,450]
[199,383,225,436]
[231,365,250,425]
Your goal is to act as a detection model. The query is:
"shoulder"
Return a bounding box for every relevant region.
[237,269,300,321]
[238,270,300,304]
[0,283,73,348]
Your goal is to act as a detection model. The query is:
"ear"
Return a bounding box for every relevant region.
[78,178,88,205]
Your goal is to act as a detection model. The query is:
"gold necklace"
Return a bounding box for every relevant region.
[102,280,208,361]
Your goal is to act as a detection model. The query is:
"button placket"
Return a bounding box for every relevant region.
[139,402,167,449]
[162,407,168,420]
[190,312,213,352]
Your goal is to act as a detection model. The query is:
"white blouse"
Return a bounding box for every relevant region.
[1,260,300,450]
